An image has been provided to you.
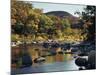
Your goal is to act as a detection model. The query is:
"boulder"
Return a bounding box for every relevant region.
[75,57,88,67]
[22,54,32,67]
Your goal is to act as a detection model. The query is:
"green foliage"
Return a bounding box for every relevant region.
[11,1,90,42]
[75,6,96,41]
[11,1,32,25]
[62,18,70,28]
[82,6,96,41]
[11,34,18,41]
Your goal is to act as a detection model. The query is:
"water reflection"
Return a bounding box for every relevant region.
[11,45,79,74]
[45,54,73,63]
[27,45,75,66]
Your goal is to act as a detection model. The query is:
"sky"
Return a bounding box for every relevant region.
[32,2,86,17]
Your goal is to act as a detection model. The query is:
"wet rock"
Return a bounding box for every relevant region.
[22,54,32,67]
[34,57,45,63]
[75,57,88,67]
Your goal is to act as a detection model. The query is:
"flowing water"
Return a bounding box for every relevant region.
[11,44,79,74]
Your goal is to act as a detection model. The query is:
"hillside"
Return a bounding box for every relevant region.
[45,11,79,24]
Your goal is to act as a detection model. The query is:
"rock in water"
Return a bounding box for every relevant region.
[75,57,88,67]
[22,54,32,67]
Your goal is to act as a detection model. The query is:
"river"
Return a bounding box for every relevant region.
[11,44,79,75]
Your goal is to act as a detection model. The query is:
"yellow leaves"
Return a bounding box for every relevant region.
[33,8,43,14]
[11,1,33,25]
[29,9,35,15]
[11,34,20,41]
[29,9,42,17]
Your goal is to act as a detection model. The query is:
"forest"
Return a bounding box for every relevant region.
[11,1,96,43]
